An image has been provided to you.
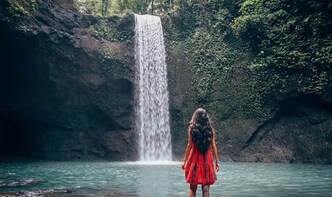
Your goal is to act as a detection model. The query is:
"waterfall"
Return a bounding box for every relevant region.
[134,14,172,161]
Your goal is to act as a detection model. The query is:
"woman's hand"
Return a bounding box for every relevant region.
[182,161,186,170]
[215,162,220,172]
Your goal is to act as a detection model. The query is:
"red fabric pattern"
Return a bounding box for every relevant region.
[185,142,217,185]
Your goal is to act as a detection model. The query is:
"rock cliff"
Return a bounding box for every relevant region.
[0,0,137,160]
[1,0,331,164]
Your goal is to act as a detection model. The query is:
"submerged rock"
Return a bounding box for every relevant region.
[0,189,71,197]
[0,179,40,187]
[17,189,72,196]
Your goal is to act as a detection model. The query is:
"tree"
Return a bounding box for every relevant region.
[101,0,109,16]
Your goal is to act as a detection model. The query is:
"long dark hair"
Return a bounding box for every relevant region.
[189,108,213,153]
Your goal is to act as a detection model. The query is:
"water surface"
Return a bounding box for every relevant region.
[0,162,331,196]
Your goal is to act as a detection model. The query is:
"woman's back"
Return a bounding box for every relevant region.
[182,108,219,188]
[190,123,213,153]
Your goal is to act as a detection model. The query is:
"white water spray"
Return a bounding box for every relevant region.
[134,14,172,161]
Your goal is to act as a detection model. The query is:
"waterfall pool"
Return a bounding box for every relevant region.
[0,161,331,196]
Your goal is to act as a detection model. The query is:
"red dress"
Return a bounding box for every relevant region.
[185,141,217,185]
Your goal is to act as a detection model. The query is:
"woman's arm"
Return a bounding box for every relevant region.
[182,127,192,170]
[211,128,220,171]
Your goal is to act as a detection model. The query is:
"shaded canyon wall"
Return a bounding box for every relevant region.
[0,0,331,163]
[0,0,137,160]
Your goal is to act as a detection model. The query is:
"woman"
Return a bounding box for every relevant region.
[182,108,219,197]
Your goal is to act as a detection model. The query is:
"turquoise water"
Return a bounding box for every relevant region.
[0,161,331,196]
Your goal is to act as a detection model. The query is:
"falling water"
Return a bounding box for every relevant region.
[134,14,172,161]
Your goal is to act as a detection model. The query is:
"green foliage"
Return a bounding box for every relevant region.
[165,0,332,122]
[163,0,270,120]
[233,0,332,95]
[2,0,38,34]
[91,14,134,42]
[74,0,173,16]
[7,0,37,16]
[75,0,103,16]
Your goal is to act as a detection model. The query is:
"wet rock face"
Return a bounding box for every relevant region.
[238,95,332,164]
[0,0,137,160]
